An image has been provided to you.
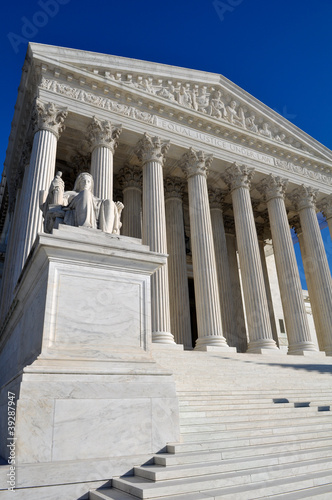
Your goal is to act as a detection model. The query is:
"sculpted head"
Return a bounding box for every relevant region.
[74,172,94,193]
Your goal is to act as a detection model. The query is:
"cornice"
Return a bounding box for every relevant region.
[28,47,332,164]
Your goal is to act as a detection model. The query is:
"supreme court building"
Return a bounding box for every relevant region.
[1,44,332,498]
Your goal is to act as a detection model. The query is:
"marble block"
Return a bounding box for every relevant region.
[0,225,180,493]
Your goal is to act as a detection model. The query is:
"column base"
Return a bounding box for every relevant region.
[324,346,332,356]
[195,335,235,351]
[288,349,326,357]
[152,331,176,344]
[247,338,280,354]
[287,342,320,356]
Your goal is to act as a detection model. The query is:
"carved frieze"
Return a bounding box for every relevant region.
[39,78,332,187]
[77,68,325,157]
[40,78,157,125]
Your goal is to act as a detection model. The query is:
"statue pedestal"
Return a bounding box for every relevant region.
[0,226,180,497]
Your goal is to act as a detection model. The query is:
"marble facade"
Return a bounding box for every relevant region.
[0,43,332,498]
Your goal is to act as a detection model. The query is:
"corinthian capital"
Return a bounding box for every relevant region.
[179,148,213,179]
[288,185,318,211]
[208,188,224,209]
[320,194,332,220]
[257,174,288,202]
[164,176,185,200]
[135,133,170,165]
[222,163,255,191]
[32,99,68,139]
[87,116,122,152]
[117,164,142,190]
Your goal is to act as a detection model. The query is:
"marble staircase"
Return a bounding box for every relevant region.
[90,351,332,499]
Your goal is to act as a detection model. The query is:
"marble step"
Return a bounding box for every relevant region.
[134,451,332,481]
[193,470,332,499]
[168,428,332,452]
[178,398,332,408]
[90,489,138,500]
[112,460,332,498]
[180,414,332,432]
[179,406,326,418]
[179,421,332,442]
[90,480,332,500]
[179,403,327,410]
[154,443,332,467]
[179,410,331,425]
[180,402,324,418]
[177,389,332,396]
[167,436,332,457]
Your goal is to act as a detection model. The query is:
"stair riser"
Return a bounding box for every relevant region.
[154,446,332,467]
[167,437,332,455]
[136,453,332,480]
[179,407,324,417]
[180,417,332,432]
[179,412,331,425]
[113,463,332,498]
[180,423,332,442]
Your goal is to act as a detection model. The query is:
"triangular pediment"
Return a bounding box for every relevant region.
[28,43,332,169]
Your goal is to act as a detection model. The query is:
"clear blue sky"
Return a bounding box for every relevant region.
[1,0,331,287]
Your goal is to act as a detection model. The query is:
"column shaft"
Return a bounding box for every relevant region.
[181,149,230,350]
[297,231,324,350]
[223,164,278,353]
[225,231,248,352]
[143,160,172,341]
[263,184,316,354]
[122,187,142,238]
[90,146,113,200]
[21,129,57,269]
[298,204,332,354]
[210,204,237,347]
[87,116,121,200]
[136,133,174,344]
[258,240,279,347]
[165,186,192,348]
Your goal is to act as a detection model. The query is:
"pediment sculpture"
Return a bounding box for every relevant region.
[40,171,124,235]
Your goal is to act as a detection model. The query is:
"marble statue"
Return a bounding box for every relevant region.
[259,122,273,139]
[225,100,245,127]
[40,171,124,235]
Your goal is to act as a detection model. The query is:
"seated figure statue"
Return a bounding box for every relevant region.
[40,171,124,235]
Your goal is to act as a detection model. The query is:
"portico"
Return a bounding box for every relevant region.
[1,44,332,356]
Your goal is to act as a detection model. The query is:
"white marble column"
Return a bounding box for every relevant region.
[19,100,67,271]
[222,163,278,353]
[165,177,192,348]
[256,226,279,347]
[321,195,332,238]
[87,116,122,200]
[135,133,175,344]
[259,175,316,354]
[117,164,142,238]
[290,186,332,355]
[291,217,324,351]
[224,221,248,352]
[180,148,230,351]
[209,188,237,348]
